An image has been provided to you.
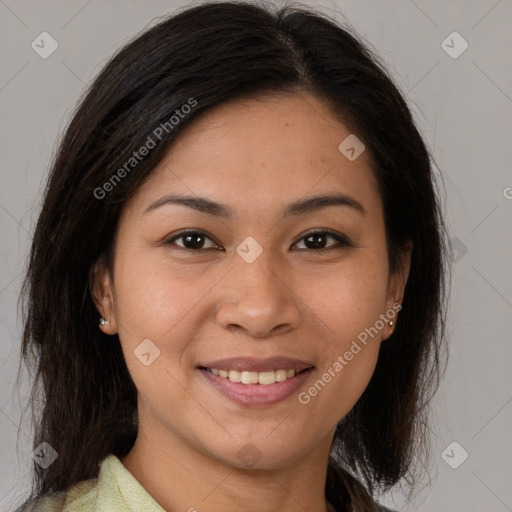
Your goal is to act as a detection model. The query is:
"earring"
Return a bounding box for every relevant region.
[99,317,109,326]
[389,320,394,326]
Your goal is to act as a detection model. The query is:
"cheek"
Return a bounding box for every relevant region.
[111,249,224,392]
[112,248,198,339]
[297,274,386,419]
[301,253,390,341]
[111,257,196,411]
[294,252,389,406]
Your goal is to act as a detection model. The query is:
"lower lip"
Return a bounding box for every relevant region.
[198,367,315,407]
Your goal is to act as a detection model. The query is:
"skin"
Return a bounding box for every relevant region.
[92,91,411,512]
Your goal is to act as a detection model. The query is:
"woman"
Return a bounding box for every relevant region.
[15,1,447,511]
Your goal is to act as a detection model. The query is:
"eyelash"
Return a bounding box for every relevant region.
[164,228,352,252]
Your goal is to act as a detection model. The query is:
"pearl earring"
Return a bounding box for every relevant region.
[99,317,109,326]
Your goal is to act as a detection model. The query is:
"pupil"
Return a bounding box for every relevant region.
[185,233,204,249]
[306,233,326,249]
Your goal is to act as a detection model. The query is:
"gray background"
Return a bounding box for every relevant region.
[1,0,511,511]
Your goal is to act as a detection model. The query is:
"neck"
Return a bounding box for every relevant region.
[121,415,338,512]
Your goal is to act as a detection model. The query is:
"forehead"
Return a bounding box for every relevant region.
[128,92,382,220]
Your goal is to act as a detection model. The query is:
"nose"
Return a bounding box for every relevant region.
[215,250,302,339]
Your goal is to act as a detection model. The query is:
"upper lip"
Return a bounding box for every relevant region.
[198,356,314,373]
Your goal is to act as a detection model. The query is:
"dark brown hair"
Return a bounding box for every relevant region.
[16,1,448,510]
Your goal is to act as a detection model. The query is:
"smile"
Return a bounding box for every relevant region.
[198,366,315,407]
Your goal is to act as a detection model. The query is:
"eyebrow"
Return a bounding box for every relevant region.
[144,192,366,218]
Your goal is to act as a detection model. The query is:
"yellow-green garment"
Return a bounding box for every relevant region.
[24,454,165,511]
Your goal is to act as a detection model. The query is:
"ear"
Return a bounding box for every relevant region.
[89,256,117,335]
[384,241,413,339]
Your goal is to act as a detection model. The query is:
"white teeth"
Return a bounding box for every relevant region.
[275,369,287,382]
[241,371,259,384]
[228,370,241,382]
[258,371,276,385]
[207,368,299,384]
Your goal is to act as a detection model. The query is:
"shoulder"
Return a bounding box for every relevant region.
[20,478,97,511]
[18,454,164,512]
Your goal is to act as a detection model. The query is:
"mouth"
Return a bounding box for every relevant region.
[196,357,315,407]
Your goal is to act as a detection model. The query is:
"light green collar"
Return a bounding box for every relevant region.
[96,454,165,511]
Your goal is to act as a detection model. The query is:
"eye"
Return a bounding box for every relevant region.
[292,229,351,251]
[165,230,220,251]
[165,228,352,252]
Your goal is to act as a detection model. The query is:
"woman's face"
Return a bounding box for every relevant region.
[94,92,409,470]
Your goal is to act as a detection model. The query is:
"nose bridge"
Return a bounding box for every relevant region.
[233,230,279,277]
[232,239,284,305]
